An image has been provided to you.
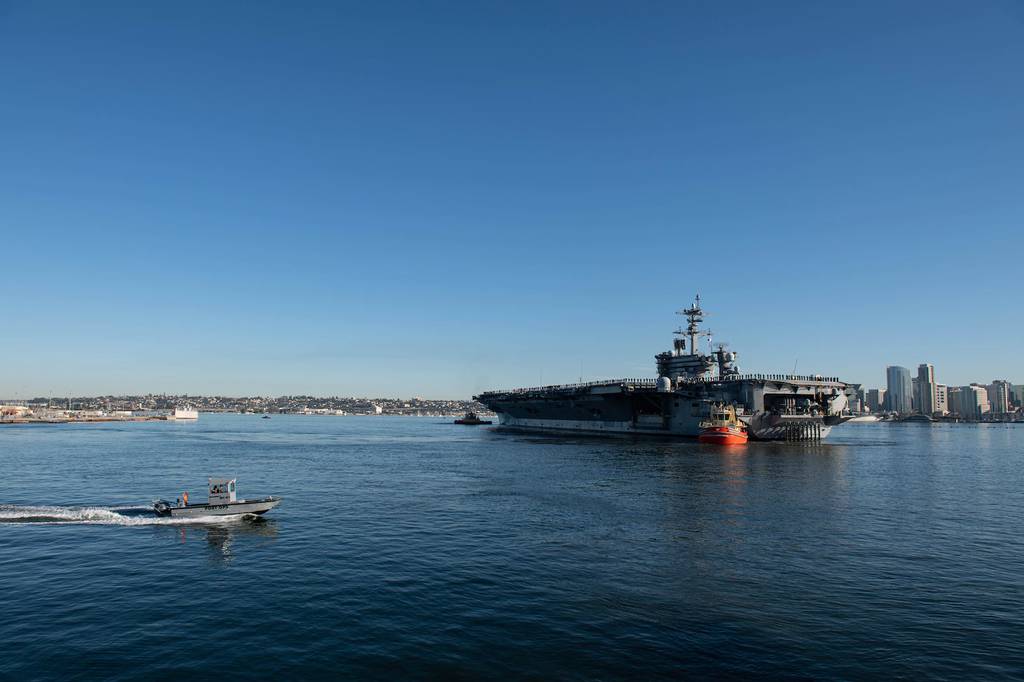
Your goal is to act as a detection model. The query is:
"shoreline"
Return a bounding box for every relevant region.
[0,416,169,425]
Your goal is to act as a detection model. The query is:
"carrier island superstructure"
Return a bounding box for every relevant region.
[475,297,853,441]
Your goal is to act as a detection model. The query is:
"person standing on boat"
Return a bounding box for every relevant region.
[182,491,189,507]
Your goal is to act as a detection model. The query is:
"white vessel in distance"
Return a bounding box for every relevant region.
[168,406,199,420]
[153,478,281,518]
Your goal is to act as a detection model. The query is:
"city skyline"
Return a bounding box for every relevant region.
[5,361,1021,407]
[3,2,1023,398]
[874,360,1022,418]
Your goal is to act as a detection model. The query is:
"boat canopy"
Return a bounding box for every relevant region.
[208,477,237,504]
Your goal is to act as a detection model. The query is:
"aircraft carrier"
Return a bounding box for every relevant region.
[475,296,853,441]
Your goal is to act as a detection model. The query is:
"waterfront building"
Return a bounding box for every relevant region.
[934,384,948,415]
[885,366,913,414]
[916,364,936,415]
[868,387,884,409]
[866,388,886,413]
[947,387,963,417]
[1012,385,1024,410]
[853,387,865,413]
[947,387,960,416]
[987,380,1011,414]
[960,385,990,420]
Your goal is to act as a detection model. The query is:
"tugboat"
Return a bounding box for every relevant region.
[153,478,281,518]
[454,411,492,425]
[698,404,749,445]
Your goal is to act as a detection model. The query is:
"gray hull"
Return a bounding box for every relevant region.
[493,412,836,441]
[478,376,851,442]
[474,299,853,443]
[155,497,281,518]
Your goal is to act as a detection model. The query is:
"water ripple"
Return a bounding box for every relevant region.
[1,417,1022,678]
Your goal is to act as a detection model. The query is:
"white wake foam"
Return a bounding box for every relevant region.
[0,504,244,526]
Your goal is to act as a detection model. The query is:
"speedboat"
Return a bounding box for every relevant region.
[698,403,749,445]
[154,478,281,518]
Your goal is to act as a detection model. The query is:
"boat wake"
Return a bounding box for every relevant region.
[0,504,246,526]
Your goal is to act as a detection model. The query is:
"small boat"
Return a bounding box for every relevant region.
[698,404,748,445]
[154,478,281,518]
[454,411,492,425]
[262,415,271,419]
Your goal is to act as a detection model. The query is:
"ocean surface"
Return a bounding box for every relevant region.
[1,416,1022,680]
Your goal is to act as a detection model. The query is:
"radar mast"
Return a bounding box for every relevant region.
[676,294,711,356]
[659,295,718,380]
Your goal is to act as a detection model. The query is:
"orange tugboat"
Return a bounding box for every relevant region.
[698,404,748,445]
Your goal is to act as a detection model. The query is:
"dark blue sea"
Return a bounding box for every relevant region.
[2,416,1022,680]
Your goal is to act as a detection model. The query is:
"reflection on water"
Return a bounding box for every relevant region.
[174,517,278,563]
[719,447,749,511]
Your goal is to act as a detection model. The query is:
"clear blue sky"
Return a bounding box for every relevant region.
[2,1,1022,398]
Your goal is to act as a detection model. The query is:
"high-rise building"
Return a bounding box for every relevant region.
[866,388,886,412]
[961,384,991,420]
[886,366,913,414]
[1012,385,1024,410]
[849,385,864,413]
[934,384,948,415]
[916,364,936,415]
[987,380,1011,414]
[947,386,962,417]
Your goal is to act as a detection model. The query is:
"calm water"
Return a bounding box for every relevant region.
[1,416,1022,680]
